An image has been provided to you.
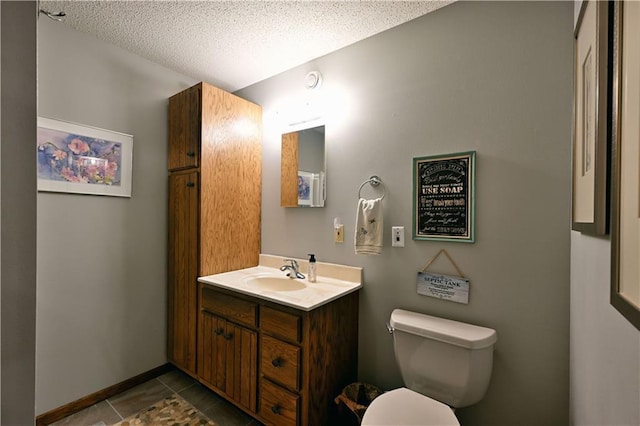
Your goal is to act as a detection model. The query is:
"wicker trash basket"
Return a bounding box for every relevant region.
[334,382,383,425]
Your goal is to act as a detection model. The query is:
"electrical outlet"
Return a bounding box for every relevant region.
[392,226,405,247]
[334,224,344,243]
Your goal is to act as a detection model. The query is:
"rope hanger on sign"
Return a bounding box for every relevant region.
[420,249,466,278]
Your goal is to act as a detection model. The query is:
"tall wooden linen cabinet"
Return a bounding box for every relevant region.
[167,82,262,377]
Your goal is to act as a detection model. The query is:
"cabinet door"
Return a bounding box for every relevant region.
[199,312,228,389]
[199,312,258,412]
[168,84,200,171]
[168,171,199,374]
[224,321,258,412]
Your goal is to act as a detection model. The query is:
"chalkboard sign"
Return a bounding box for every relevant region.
[413,151,475,242]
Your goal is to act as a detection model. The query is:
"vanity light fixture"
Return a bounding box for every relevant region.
[305,71,323,90]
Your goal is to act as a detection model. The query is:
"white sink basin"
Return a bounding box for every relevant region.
[198,257,362,311]
[243,275,306,292]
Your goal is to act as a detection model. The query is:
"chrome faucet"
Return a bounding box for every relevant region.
[280,259,305,279]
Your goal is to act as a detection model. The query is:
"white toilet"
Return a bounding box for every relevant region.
[361,309,497,426]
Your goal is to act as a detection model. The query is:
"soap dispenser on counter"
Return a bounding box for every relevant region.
[308,254,317,283]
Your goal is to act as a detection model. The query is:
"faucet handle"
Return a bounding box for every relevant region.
[283,258,298,269]
[281,259,305,279]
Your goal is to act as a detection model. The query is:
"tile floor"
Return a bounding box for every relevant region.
[49,367,262,426]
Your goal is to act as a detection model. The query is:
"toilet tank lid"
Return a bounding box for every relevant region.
[390,309,497,349]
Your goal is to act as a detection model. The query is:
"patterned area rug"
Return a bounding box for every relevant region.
[113,395,216,426]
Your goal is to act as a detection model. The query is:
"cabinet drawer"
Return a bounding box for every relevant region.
[201,287,257,328]
[261,306,301,342]
[259,379,299,426]
[261,335,300,391]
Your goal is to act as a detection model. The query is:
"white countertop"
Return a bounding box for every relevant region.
[198,260,362,311]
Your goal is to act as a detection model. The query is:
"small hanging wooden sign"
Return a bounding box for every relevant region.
[417,272,469,304]
[417,248,470,304]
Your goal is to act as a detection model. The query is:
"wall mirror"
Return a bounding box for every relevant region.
[281,125,326,207]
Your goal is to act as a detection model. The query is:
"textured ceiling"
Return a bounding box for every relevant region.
[39,1,454,92]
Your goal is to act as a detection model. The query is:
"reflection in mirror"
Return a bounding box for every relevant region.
[281,125,325,207]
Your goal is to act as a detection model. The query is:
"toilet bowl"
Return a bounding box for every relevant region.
[361,309,497,426]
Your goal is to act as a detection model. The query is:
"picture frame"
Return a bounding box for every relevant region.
[610,0,640,331]
[571,0,609,235]
[297,170,313,206]
[37,117,133,197]
[412,151,475,243]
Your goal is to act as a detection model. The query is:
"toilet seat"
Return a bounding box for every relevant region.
[361,387,460,426]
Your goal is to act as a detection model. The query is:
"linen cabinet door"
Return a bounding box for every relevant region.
[167,170,199,375]
[168,83,200,171]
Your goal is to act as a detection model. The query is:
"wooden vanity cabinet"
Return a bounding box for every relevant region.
[167,82,262,377]
[198,284,359,426]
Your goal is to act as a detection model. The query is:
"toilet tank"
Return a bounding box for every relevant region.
[390,309,497,408]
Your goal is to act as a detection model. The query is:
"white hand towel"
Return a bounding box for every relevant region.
[355,197,383,255]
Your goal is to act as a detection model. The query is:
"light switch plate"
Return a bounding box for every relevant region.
[392,226,405,247]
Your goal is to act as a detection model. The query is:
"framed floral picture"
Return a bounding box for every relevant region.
[37,117,133,197]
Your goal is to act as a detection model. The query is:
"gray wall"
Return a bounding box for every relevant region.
[238,2,573,425]
[36,18,197,413]
[569,3,640,426]
[570,234,640,425]
[1,2,37,425]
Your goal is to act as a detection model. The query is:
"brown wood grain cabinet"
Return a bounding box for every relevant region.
[199,286,258,412]
[168,84,200,171]
[199,312,258,412]
[167,170,199,374]
[167,82,262,377]
[198,283,359,426]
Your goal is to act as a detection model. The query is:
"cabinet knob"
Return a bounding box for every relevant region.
[271,404,281,415]
[186,182,195,188]
[186,151,196,157]
[271,357,283,368]
[224,332,233,340]
[215,328,224,336]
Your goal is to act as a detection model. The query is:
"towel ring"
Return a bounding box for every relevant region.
[358,175,386,200]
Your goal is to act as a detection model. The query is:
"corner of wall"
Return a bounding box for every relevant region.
[1,2,37,425]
